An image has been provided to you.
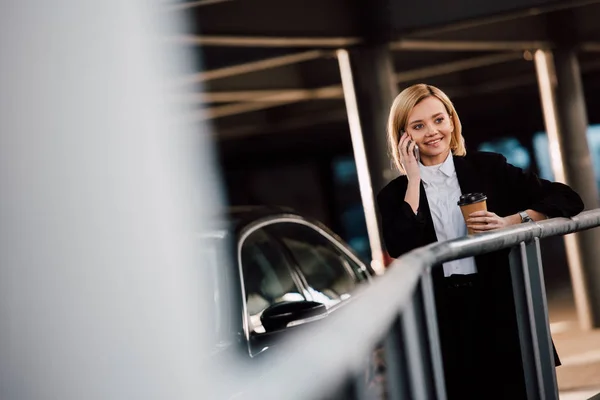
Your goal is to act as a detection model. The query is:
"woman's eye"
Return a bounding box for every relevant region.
[413,124,423,130]
[435,117,444,123]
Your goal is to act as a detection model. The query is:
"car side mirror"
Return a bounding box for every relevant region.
[260,300,327,333]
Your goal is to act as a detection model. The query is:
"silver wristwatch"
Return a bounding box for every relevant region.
[519,211,533,223]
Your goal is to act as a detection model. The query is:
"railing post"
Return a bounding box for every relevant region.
[382,316,411,400]
[524,238,559,399]
[381,286,436,400]
[330,374,362,400]
[400,290,435,400]
[510,242,539,399]
[421,270,447,400]
[509,240,559,400]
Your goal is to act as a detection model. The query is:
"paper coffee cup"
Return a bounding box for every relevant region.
[457,193,487,234]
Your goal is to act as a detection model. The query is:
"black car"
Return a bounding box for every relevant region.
[200,206,375,360]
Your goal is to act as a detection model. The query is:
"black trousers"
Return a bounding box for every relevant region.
[437,273,528,400]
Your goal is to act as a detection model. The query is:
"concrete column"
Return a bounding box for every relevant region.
[337,45,398,274]
[347,45,399,194]
[534,48,600,329]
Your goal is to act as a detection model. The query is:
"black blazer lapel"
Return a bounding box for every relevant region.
[417,181,437,243]
[453,154,500,283]
[453,155,479,196]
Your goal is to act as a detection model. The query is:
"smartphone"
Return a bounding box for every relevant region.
[413,144,420,162]
[403,131,420,162]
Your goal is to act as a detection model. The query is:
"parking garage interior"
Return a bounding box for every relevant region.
[171,0,600,294]
[3,1,600,398]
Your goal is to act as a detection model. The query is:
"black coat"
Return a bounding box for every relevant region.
[377,151,584,259]
[376,151,584,375]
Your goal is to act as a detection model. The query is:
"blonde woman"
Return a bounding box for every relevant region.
[377,84,583,399]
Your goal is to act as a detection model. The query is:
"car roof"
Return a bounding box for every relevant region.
[204,205,349,250]
[226,205,304,231]
[210,205,373,275]
[199,205,309,238]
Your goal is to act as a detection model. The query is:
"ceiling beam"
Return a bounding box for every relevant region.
[191,52,521,117]
[198,101,300,120]
[172,34,600,52]
[219,109,349,140]
[580,42,600,52]
[192,85,343,120]
[173,39,600,87]
[391,39,550,52]
[214,57,600,139]
[174,42,522,87]
[178,87,342,103]
[167,0,600,48]
[395,52,522,82]
[170,34,361,48]
[409,0,600,38]
[175,50,329,85]
[183,53,521,104]
[393,40,600,52]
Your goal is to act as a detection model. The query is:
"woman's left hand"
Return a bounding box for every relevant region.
[466,210,511,232]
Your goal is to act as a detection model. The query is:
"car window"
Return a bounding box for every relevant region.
[240,228,306,334]
[266,222,364,307]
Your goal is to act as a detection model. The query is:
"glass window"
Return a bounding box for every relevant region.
[533,126,600,189]
[331,156,371,263]
[240,228,305,334]
[532,132,554,181]
[266,222,363,307]
[478,137,531,171]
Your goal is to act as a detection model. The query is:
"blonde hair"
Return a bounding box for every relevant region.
[387,83,466,174]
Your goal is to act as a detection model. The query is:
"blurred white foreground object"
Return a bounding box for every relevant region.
[0,2,226,399]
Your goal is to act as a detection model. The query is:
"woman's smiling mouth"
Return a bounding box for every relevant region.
[424,138,442,146]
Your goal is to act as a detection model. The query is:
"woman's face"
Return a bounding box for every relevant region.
[404,96,454,166]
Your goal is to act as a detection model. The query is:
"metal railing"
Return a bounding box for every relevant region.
[225,208,600,400]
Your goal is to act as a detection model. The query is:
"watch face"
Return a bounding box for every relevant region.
[520,212,532,222]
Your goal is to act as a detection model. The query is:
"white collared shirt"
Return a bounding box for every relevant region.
[419,153,478,277]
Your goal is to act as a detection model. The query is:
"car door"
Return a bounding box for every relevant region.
[264,219,371,311]
[239,225,311,357]
[264,219,382,397]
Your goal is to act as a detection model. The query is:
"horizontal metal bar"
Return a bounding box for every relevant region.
[400,209,600,268]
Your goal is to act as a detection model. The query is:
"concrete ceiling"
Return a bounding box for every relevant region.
[166,0,600,160]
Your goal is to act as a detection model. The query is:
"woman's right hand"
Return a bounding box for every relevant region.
[398,133,420,182]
